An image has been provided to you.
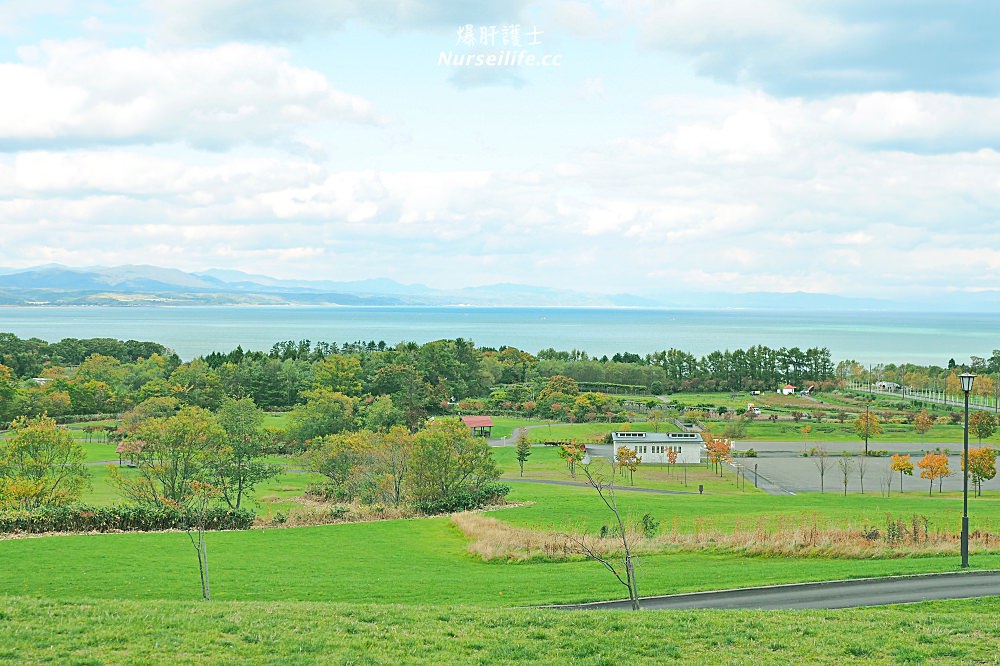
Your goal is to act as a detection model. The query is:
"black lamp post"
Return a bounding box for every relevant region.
[959,372,976,568]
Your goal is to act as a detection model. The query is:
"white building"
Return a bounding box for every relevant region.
[608,431,704,465]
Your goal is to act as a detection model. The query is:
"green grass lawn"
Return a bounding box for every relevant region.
[7,405,1000,664]
[6,439,1000,664]
[2,595,998,665]
[485,416,551,439]
[1,514,996,607]
[497,479,1000,537]
[79,457,321,514]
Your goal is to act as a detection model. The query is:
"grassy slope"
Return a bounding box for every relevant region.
[8,409,1000,663]
[2,595,998,665]
[1,503,998,608]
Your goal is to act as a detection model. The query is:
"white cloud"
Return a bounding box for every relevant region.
[0,41,382,151]
[153,0,532,43]
[621,1,1000,96]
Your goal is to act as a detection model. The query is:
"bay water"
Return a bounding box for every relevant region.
[0,305,997,366]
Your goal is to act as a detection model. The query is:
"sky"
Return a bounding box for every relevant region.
[1,1,1000,300]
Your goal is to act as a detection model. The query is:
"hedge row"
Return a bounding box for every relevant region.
[0,503,255,534]
[413,483,511,515]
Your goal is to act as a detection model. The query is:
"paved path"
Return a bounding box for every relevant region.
[552,570,1000,610]
[502,478,697,495]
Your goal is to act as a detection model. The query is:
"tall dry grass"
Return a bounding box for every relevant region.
[451,512,1000,561]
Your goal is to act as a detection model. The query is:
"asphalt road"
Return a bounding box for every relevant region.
[552,571,1000,610]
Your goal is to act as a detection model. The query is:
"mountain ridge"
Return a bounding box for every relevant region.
[0,263,990,311]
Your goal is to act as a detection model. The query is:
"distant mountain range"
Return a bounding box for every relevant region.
[0,263,995,310]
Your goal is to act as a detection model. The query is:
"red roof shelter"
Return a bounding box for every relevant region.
[460,416,494,437]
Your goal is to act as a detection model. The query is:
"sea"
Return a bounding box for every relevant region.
[0,305,998,366]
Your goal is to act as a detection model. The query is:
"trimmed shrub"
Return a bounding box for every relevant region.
[0,504,254,534]
[413,483,511,516]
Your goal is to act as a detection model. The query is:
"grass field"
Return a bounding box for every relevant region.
[2,509,996,606]
[6,407,1000,663]
[2,595,998,665]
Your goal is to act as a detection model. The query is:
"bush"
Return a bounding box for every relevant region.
[866,450,890,457]
[0,504,255,534]
[640,512,659,537]
[413,483,511,516]
[304,483,352,502]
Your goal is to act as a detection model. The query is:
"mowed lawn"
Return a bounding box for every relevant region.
[1,513,997,608]
[2,595,999,665]
[4,440,1000,664]
[497,479,1000,537]
[2,470,1000,607]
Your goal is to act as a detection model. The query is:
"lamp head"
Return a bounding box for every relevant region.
[959,372,976,393]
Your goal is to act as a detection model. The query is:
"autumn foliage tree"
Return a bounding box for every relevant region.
[913,410,934,438]
[854,411,882,455]
[917,451,950,496]
[964,446,997,497]
[890,454,914,493]
[615,446,640,485]
[704,434,731,476]
[666,447,678,475]
[559,441,586,478]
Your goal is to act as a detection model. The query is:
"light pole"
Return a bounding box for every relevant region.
[960,372,976,569]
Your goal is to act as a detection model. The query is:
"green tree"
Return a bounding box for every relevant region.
[307,430,374,499]
[0,415,90,509]
[969,410,996,443]
[0,364,19,424]
[169,360,225,410]
[210,398,281,510]
[372,361,431,432]
[372,425,415,505]
[515,430,531,477]
[118,396,181,435]
[110,405,225,506]
[75,353,127,388]
[359,394,405,432]
[313,354,363,396]
[406,419,499,501]
[287,388,356,445]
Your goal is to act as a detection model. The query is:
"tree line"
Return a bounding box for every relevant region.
[0,333,840,427]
